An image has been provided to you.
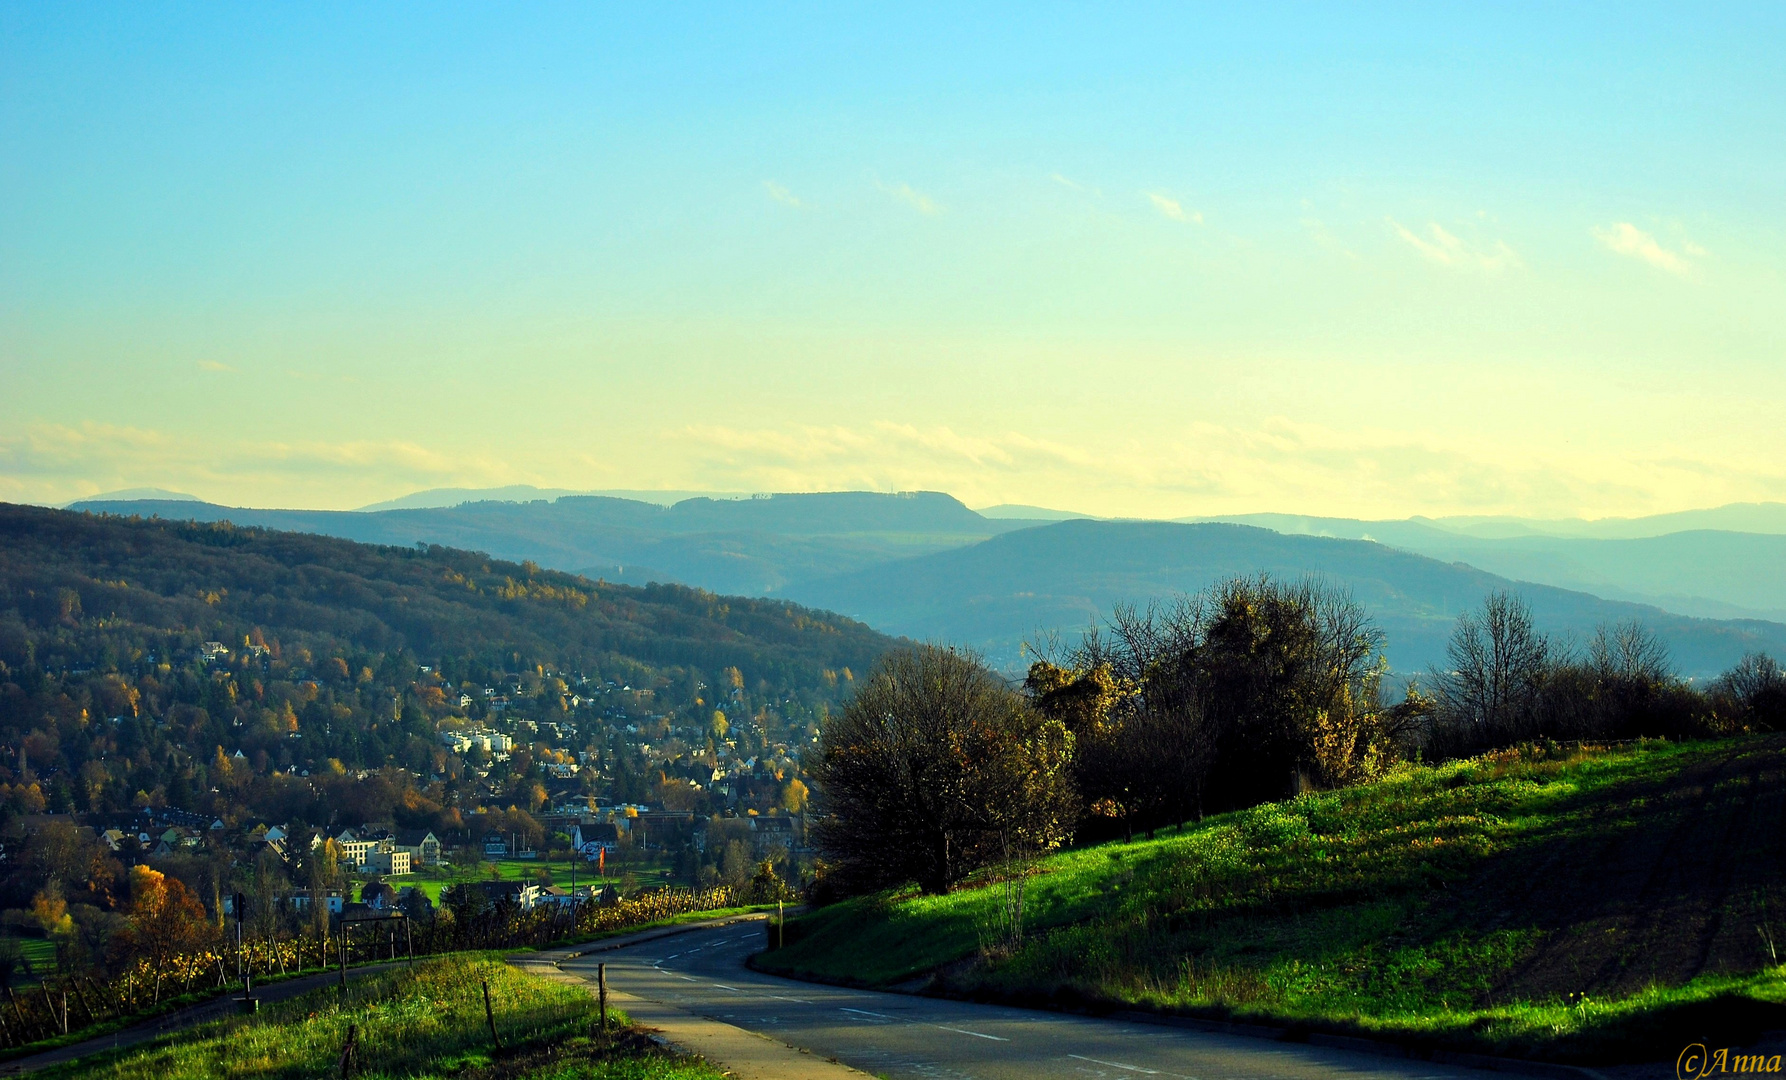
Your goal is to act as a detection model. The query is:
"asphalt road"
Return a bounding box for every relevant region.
[560,924,1494,1080]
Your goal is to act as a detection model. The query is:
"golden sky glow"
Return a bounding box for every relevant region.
[4,7,1783,517]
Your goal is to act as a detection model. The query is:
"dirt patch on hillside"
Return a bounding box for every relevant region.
[1460,734,1786,1003]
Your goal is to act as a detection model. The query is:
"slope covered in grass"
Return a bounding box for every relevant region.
[42,954,722,1080]
[760,736,1786,1062]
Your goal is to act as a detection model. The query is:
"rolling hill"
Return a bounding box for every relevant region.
[1200,513,1786,622]
[782,519,1786,677]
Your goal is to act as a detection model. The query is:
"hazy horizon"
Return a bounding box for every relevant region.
[51,482,1786,533]
[5,6,1782,519]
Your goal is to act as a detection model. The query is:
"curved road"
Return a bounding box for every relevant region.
[559,923,1505,1080]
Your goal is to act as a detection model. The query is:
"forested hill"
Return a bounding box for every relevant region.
[0,503,895,824]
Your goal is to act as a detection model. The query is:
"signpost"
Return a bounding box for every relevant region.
[233,892,258,1013]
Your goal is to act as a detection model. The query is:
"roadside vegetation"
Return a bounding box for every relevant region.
[771,735,1786,1062]
[37,954,724,1080]
[784,580,1786,1062]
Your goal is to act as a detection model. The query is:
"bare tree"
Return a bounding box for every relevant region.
[1590,620,1672,686]
[1711,652,1786,730]
[1430,591,1552,745]
[812,645,1076,895]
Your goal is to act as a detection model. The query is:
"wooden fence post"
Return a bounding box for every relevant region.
[338,1022,358,1078]
[481,980,503,1050]
[71,979,95,1025]
[38,984,59,1034]
[7,987,36,1042]
[598,963,607,1036]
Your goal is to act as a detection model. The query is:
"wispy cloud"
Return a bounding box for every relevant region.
[1300,204,1356,259]
[1592,222,1695,275]
[1051,173,1082,190]
[1147,192,1202,224]
[1388,219,1521,273]
[196,360,233,373]
[762,180,802,208]
[877,179,942,215]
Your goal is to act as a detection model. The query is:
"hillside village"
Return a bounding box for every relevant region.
[0,509,864,985]
[4,639,813,921]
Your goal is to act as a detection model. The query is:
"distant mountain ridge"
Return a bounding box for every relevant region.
[1426,502,1786,539]
[68,491,1042,597]
[63,487,201,506]
[355,485,745,511]
[65,491,1786,679]
[1190,513,1786,622]
[1192,502,1786,540]
[781,519,1786,678]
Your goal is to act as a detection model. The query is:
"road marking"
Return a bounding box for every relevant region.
[768,994,814,1003]
[664,952,681,958]
[713,984,742,991]
[1068,1053,1160,1074]
[936,1024,1008,1041]
[840,1007,894,1019]
[677,976,698,982]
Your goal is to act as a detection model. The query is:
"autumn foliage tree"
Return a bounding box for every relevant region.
[1028,643,1210,841]
[1030,577,1421,837]
[110,866,213,1000]
[811,645,1076,894]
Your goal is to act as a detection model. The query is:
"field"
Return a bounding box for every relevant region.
[380,853,679,907]
[12,937,58,984]
[758,735,1786,1063]
[37,954,724,1080]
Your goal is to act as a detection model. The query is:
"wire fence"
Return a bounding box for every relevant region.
[0,884,738,1051]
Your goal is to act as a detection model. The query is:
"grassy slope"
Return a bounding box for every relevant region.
[760,736,1786,1063]
[40,954,723,1080]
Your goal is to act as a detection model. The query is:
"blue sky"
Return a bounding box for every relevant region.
[3,4,1782,516]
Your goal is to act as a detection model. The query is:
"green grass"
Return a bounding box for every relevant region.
[40,954,725,1080]
[13,936,58,983]
[394,857,675,906]
[759,736,1786,1063]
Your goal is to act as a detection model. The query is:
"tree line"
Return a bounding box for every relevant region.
[811,576,1786,896]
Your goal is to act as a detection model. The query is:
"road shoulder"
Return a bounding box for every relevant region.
[511,940,868,1080]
